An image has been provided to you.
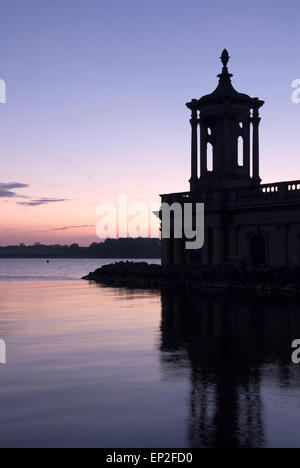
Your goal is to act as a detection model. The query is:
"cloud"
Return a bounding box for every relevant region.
[0,189,16,198]
[0,183,29,190]
[0,182,68,207]
[0,182,29,199]
[17,198,67,207]
[40,224,94,232]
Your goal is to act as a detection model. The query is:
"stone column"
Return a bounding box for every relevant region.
[173,238,185,266]
[213,227,225,264]
[244,116,251,177]
[229,228,237,257]
[285,224,289,266]
[161,238,173,266]
[252,106,261,184]
[200,119,207,177]
[223,101,232,177]
[189,102,198,191]
[201,233,209,265]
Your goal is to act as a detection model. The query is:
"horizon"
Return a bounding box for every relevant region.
[0,236,161,248]
[1,0,300,245]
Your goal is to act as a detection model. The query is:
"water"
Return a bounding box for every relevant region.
[0,259,300,448]
[0,258,161,282]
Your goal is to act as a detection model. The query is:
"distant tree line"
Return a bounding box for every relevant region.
[0,238,161,259]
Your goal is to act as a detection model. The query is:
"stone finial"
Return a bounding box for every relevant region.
[221,49,230,67]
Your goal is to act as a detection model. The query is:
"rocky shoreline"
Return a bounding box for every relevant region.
[82,261,300,296]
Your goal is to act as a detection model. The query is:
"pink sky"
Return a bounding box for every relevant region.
[1,1,299,246]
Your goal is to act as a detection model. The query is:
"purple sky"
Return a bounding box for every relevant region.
[0,0,299,245]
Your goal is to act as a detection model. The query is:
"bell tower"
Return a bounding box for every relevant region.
[187,50,264,191]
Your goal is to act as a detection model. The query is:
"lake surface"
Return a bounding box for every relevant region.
[0,259,300,448]
[0,258,161,282]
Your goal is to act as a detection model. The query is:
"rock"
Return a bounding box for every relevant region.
[82,262,300,296]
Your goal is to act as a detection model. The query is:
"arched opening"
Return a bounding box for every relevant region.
[237,136,244,167]
[207,143,213,172]
[250,235,266,265]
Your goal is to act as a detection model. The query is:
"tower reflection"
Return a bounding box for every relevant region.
[160,288,300,448]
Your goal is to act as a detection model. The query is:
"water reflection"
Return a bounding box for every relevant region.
[160,288,300,448]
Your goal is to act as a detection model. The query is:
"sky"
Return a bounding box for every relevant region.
[0,0,299,245]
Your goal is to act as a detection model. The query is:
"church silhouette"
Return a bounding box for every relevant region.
[161,50,300,267]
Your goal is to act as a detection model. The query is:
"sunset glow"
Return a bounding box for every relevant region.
[1,1,299,245]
